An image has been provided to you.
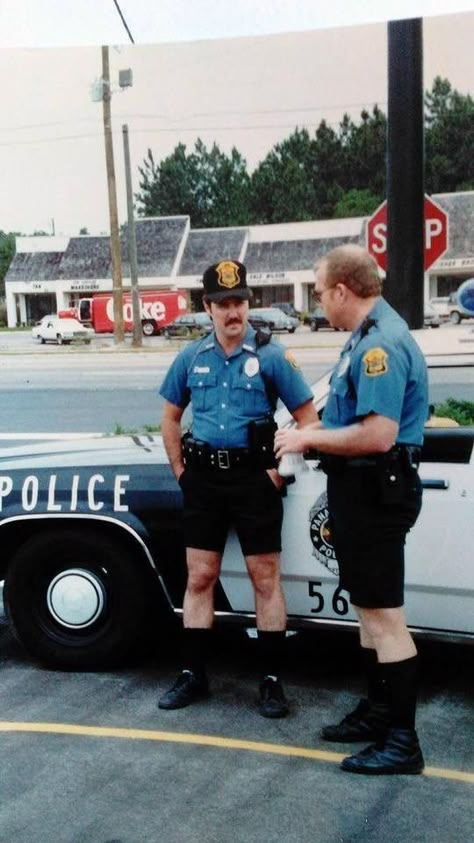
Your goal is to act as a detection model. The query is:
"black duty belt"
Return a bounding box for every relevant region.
[182,438,275,470]
[319,444,421,474]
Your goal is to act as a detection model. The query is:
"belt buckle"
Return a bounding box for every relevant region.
[217,449,230,469]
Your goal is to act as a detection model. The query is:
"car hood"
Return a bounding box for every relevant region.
[0,433,169,470]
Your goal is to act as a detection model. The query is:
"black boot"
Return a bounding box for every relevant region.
[341,656,424,775]
[320,698,390,742]
[320,649,390,742]
[340,727,424,775]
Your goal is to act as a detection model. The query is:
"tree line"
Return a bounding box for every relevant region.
[136,77,474,228]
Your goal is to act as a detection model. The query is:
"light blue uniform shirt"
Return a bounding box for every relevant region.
[322,298,429,446]
[160,326,313,449]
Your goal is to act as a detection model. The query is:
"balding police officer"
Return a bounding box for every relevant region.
[275,245,428,774]
[158,260,317,717]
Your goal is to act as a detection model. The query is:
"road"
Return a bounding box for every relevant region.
[0,324,473,434]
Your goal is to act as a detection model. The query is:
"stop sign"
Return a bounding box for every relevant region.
[366,195,449,272]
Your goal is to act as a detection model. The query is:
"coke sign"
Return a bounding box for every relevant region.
[105,297,166,324]
[366,195,449,272]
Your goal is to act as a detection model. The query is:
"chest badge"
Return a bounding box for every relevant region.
[363,347,388,377]
[337,354,350,378]
[244,358,260,377]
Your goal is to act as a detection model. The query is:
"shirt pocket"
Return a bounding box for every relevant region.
[188,372,217,412]
[327,375,356,425]
[231,373,268,415]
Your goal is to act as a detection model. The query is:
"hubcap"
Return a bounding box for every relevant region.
[47,568,106,629]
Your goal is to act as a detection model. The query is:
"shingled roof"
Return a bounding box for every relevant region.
[121,217,189,277]
[434,192,474,260]
[178,228,247,276]
[58,237,112,280]
[6,251,63,282]
[245,235,361,273]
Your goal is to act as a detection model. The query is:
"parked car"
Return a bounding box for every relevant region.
[248,307,299,333]
[304,307,333,332]
[423,303,441,328]
[161,312,213,339]
[429,297,451,321]
[0,357,472,669]
[32,316,94,345]
[271,302,301,320]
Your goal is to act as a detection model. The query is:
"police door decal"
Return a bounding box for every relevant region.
[309,491,339,576]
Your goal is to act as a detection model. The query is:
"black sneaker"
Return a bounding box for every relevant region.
[320,698,391,742]
[158,670,209,710]
[258,676,289,718]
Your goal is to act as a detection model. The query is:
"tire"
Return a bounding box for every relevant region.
[310,322,317,332]
[450,311,461,325]
[4,528,152,669]
[142,320,155,337]
[40,337,46,344]
[56,334,64,345]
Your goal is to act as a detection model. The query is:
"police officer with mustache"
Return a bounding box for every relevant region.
[158,259,317,717]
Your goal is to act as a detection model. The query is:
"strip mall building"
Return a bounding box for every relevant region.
[5,190,474,327]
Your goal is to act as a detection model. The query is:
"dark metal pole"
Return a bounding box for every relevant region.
[122,124,142,348]
[385,19,424,329]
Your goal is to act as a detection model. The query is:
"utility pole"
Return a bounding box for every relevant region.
[122,124,142,347]
[101,45,124,344]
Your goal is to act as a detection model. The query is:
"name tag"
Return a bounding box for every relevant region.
[194,366,210,373]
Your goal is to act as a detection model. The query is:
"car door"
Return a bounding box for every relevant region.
[404,429,474,635]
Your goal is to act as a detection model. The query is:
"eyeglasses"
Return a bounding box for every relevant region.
[313,287,326,304]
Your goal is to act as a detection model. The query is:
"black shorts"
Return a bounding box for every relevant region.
[327,467,422,609]
[178,465,284,556]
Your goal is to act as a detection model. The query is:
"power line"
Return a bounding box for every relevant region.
[112,0,135,44]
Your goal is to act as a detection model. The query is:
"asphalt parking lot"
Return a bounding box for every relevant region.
[0,618,472,843]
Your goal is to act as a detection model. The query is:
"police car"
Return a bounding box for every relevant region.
[0,360,473,670]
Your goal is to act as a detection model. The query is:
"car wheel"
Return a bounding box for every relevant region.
[56,334,64,345]
[450,311,461,325]
[40,337,46,344]
[163,328,170,339]
[4,528,152,669]
[288,327,296,333]
[310,322,317,332]
[142,320,155,337]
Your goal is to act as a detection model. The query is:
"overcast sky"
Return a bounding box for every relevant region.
[0,2,473,237]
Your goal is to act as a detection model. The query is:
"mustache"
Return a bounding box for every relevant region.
[225,317,242,326]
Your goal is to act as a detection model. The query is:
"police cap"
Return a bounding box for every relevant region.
[202,260,252,303]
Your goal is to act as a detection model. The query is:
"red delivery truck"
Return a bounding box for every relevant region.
[77,290,188,335]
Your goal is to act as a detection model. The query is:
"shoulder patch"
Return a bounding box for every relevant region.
[362,347,388,377]
[285,350,300,370]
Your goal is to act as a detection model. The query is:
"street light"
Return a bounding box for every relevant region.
[91,47,133,344]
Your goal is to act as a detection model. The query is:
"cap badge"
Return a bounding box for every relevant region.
[216,260,241,290]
